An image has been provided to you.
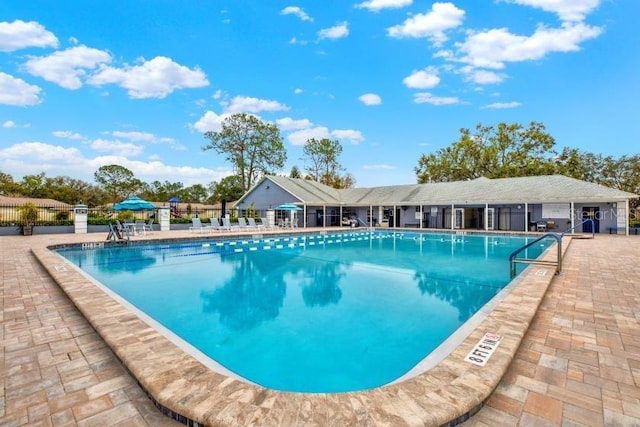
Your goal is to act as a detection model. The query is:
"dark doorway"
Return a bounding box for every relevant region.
[315,210,324,227]
[582,207,600,233]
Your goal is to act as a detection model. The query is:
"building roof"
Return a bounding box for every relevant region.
[243,175,637,206]
[0,195,72,208]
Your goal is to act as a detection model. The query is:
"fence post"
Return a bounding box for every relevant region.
[74,204,88,234]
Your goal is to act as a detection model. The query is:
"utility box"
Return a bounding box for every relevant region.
[74,204,88,234]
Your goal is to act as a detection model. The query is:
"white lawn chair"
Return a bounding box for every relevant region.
[189,217,211,233]
[248,217,263,230]
[222,217,239,231]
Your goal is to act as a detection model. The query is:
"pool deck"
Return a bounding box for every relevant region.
[1,229,639,426]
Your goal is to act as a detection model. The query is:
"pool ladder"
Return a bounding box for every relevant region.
[509,233,563,279]
[509,219,595,278]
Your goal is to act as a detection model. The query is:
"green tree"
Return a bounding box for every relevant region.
[94,165,143,203]
[0,171,20,195]
[303,138,343,184]
[180,184,209,203]
[289,165,302,179]
[302,137,354,188]
[415,122,557,183]
[19,172,47,197]
[203,113,286,193]
[208,175,244,203]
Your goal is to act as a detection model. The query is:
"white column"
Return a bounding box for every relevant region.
[451,203,455,230]
[484,203,489,231]
[158,207,170,231]
[74,204,88,234]
[570,201,575,233]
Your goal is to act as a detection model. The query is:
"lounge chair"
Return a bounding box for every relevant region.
[209,217,226,231]
[237,217,250,230]
[222,217,239,231]
[248,217,263,230]
[144,218,154,234]
[189,217,211,233]
[261,217,276,230]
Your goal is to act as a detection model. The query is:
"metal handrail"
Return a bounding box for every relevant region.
[561,218,595,239]
[509,232,562,278]
[356,217,375,231]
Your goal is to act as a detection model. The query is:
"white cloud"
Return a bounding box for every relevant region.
[331,129,364,144]
[0,20,58,52]
[463,68,505,84]
[276,117,313,131]
[90,138,144,157]
[294,88,303,94]
[403,67,440,89]
[0,72,42,106]
[456,22,602,69]
[24,45,112,90]
[505,0,601,22]
[287,126,331,146]
[387,2,465,45]
[0,141,229,186]
[288,37,309,45]
[191,110,231,133]
[280,6,313,22]
[3,120,16,129]
[52,130,85,140]
[363,164,395,170]
[88,56,209,99]
[111,131,157,142]
[413,92,459,105]
[356,0,412,12]
[223,95,289,114]
[318,22,349,40]
[0,142,86,175]
[359,93,382,105]
[482,101,521,109]
[212,89,223,99]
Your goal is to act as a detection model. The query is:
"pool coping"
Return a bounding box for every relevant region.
[32,231,572,426]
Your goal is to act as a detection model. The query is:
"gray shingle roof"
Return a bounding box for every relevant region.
[257,175,637,206]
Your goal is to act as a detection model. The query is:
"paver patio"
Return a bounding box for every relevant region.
[1,231,639,426]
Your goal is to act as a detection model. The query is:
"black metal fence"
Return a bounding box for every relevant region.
[0,204,75,227]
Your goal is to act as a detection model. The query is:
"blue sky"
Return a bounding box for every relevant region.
[0,0,637,188]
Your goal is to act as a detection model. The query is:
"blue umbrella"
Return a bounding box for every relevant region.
[277,203,302,211]
[113,196,156,211]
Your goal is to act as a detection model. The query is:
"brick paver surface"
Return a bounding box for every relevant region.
[1,234,181,427]
[463,235,640,427]
[2,232,639,426]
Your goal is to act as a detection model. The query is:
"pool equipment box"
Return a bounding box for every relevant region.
[464,333,503,367]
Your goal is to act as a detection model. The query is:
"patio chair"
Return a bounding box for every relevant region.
[260,217,273,230]
[135,219,147,235]
[222,217,240,231]
[248,217,263,230]
[536,220,547,232]
[237,217,250,230]
[209,217,225,231]
[189,217,211,233]
[144,218,154,234]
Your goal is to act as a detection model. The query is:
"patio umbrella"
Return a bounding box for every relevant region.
[113,196,156,211]
[276,203,302,211]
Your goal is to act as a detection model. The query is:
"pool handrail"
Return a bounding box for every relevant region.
[356,217,375,231]
[561,218,595,239]
[509,232,562,279]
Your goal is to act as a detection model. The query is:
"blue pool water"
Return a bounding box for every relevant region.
[57,231,545,393]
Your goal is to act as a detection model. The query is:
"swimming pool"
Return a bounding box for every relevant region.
[57,230,545,393]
